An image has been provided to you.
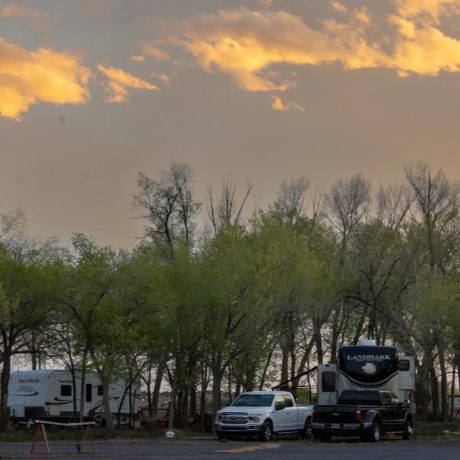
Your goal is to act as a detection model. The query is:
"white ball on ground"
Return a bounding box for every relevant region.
[165,430,176,438]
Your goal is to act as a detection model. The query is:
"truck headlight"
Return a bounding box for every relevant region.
[247,414,261,422]
[216,412,222,421]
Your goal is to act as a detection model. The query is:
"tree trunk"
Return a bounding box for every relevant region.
[79,348,88,422]
[168,382,176,430]
[0,344,12,432]
[415,355,429,420]
[430,366,440,421]
[151,359,166,421]
[102,379,115,429]
[211,367,223,434]
[313,318,323,364]
[439,346,448,421]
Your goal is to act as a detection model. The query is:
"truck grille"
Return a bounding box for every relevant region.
[221,412,248,424]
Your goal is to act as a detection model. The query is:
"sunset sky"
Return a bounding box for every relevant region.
[1,0,460,248]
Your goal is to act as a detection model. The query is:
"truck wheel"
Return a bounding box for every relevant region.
[300,417,312,440]
[402,420,413,440]
[259,421,273,442]
[369,422,381,442]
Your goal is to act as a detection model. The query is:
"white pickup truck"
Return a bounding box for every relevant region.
[215,391,313,441]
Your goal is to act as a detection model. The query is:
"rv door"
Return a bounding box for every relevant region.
[317,364,337,404]
[398,356,415,390]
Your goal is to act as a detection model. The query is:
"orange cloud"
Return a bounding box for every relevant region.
[271,95,304,112]
[395,0,460,22]
[151,72,171,85]
[0,38,90,120]
[97,65,158,103]
[131,55,145,62]
[390,0,460,76]
[164,3,460,91]
[171,8,386,92]
[0,4,51,25]
[142,43,170,61]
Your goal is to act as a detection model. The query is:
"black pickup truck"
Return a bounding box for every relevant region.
[311,389,413,442]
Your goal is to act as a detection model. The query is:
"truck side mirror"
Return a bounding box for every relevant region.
[275,401,285,411]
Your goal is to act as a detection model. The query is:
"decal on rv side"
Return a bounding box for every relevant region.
[13,385,39,397]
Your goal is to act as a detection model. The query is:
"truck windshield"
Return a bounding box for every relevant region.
[232,394,274,407]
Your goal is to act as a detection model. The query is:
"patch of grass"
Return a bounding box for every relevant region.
[0,426,167,443]
[413,421,460,440]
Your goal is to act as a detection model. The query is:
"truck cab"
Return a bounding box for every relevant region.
[215,391,313,441]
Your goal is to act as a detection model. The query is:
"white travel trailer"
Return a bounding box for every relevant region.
[8,369,140,426]
[317,339,415,405]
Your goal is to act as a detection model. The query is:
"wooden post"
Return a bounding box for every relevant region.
[30,422,50,454]
[30,420,96,455]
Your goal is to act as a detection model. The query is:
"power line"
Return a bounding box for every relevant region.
[24,217,140,236]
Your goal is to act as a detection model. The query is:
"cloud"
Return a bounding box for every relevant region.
[97,65,158,102]
[0,38,90,120]
[331,1,347,14]
[131,55,145,62]
[390,0,460,76]
[169,8,386,92]
[0,4,51,26]
[150,72,171,85]
[271,95,304,112]
[79,0,108,15]
[161,2,460,91]
[395,0,460,22]
[142,43,170,61]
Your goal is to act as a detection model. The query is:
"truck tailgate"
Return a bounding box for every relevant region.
[312,405,362,423]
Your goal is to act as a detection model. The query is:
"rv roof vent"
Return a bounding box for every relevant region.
[358,339,377,346]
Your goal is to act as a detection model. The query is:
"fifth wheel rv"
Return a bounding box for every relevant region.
[317,339,415,405]
[7,369,140,426]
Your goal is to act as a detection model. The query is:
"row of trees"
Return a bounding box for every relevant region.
[0,162,459,431]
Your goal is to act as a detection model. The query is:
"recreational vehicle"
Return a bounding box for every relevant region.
[7,369,140,426]
[317,339,415,405]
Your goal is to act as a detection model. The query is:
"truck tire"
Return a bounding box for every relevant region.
[402,420,413,440]
[369,422,381,442]
[259,421,273,442]
[299,417,312,440]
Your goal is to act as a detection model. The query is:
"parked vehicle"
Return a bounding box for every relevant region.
[317,339,415,405]
[8,369,140,426]
[311,389,413,442]
[215,390,313,441]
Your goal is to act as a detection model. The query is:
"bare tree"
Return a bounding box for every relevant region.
[134,162,201,256]
[0,210,25,250]
[323,174,371,361]
[404,163,460,420]
[271,177,309,227]
[207,175,253,235]
[375,184,412,231]
[405,162,460,273]
[324,174,371,257]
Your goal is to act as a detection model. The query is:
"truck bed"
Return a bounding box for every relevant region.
[311,390,413,442]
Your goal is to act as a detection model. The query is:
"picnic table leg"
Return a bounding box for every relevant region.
[30,422,50,454]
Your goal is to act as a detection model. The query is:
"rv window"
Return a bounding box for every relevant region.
[322,371,336,392]
[398,359,410,371]
[97,385,103,396]
[86,383,92,402]
[61,385,72,397]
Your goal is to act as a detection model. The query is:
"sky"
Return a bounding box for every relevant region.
[1,0,460,249]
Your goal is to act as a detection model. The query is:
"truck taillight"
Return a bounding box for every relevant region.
[311,410,315,422]
[355,410,363,421]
